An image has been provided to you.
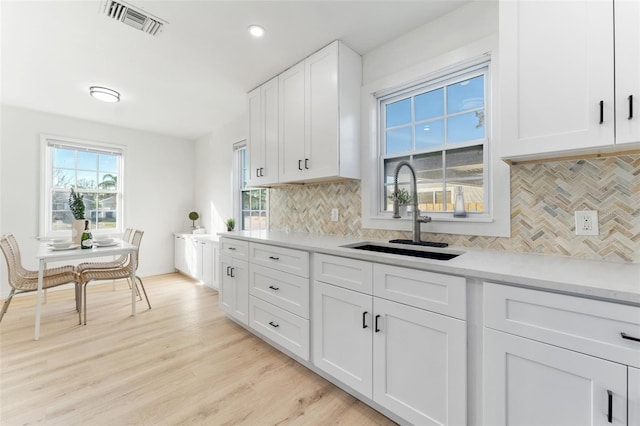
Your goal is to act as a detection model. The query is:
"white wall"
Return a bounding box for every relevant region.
[194,113,246,236]
[0,105,195,298]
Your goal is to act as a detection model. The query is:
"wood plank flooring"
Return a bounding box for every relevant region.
[0,273,396,425]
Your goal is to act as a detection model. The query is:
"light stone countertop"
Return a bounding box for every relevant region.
[174,232,219,242]
[219,230,640,305]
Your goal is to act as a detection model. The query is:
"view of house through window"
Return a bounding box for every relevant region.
[237,145,267,231]
[380,64,489,216]
[44,139,123,236]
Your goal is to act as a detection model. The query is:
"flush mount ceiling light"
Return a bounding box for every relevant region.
[89,86,120,103]
[248,25,265,37]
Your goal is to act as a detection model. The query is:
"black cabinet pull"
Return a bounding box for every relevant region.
[607,390,613,423]
[599,100,604,124]
[374,315,381,333]
[228,247,236,251]
[298,160,302,170]
[362,311,368,329]
[260,167,264,177]
[229,267,235,278]
[304,158,309,169]
[268,256,280,261]
[629,95,634,120]
[621,332,640,342]
[226,266,231,276]
[256,168,260,177]
[268,321,279,328]
[268,285,279,291]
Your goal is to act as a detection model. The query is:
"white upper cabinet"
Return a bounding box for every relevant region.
[499,0,639,161]
[247,77,279,187]
[278,40,362,184]
[615,0,640,145]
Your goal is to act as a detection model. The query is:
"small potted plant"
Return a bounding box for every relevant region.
[225,218,235,232]
[188,211,199,230]
[389,188,412,217]
[69,188,86,244]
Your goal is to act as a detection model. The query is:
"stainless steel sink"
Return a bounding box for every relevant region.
[343,242,463,261]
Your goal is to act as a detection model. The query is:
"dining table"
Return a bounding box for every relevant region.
[34,239,137,340]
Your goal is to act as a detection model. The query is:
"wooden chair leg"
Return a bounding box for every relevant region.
[135,276,151,309]
[0,289,16,322]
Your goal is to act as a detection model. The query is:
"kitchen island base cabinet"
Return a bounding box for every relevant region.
[484,328,628,426]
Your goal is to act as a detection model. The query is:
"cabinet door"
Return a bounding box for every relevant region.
[373,297,466,426]
[615,0,640,145]
[201,240,214,288]
[247,86,263,188]
[484,328,627,426]
[219,256,249,325]
[500,0,615,159]
[174,235,187,273]
[304,41,338,180]
[630,367,640,426]
[279,61,306,183]
[312,281,373,398]
[262,77,279,185]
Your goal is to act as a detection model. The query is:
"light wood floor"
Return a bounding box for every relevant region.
[0,273,397,426]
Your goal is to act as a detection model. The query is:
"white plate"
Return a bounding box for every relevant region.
[50,244,80,251]
[95,242,119,247]
[95,238,115,245]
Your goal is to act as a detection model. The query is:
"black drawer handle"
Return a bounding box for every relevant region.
[304,158,309,169]
[226,266,231,276]
[362,311,368,329]
[268,321,279,328]
[374,315,381,333]
[229,267,235,278]
[298,160,302,170]
[256,168,260,178]
[228,247,236,251]
[607,390,613,423]
[629,95,634,120]
[621,332,640,342]
[268,285,279,291]
[268,256,280,261]
[599,100,604,124]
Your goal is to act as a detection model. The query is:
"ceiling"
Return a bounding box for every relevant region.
[1,0,470,140]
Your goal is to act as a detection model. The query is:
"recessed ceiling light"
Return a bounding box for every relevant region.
[89,86,120,103]
[248,25,265,37]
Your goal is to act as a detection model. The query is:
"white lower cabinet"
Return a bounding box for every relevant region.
[484,328,627,426]
[483,282,640,426]
[174,234,218,289]
[219,254,248,325]
[312,254,467,426]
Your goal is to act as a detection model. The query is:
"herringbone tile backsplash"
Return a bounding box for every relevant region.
[269,155,640,262]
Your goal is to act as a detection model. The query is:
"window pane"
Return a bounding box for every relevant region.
[242,191,250,210]
[98,173,118,190]
[447,75,484,114]
[445,146,484,179]
[383,156,411,185]
[242,211,250,230]
[415,120,444,150]
[93,194,118,230]
[445,181,484,213]
[415,88,444,121]
[447,110,485,144]
[76,171,97,189]
[54,148,75,168]
[386,127,412,155]
[77,151,97,171]
[99,154,117,173]
[414,151,443,181]
[386,98,411,128]
[52,168,75,189]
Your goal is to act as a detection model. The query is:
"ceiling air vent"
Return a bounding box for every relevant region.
[101,0,167,36]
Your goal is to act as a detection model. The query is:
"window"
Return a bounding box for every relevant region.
[379,64,488,217]
[41,136,124,237]
[234,143,267,231]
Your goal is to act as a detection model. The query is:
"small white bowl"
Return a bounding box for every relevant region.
[52,242,72,249]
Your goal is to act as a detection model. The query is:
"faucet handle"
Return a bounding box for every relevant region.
[417,215,432,223]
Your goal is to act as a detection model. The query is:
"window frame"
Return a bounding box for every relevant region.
[378,63,490,219]
[233,141,268,232]
[39,134,125,238]
[360,41,510,238]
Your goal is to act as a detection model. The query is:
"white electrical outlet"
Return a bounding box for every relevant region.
[574,210,599,236]
[331,208,339,222]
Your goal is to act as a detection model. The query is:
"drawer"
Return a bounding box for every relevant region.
[250,243,309,277]
[249,296,309,361]
[249,263,309,318]
[373,264,466,320]
[313,254,373,294]
[220,238,249,260]
[484,282,640,367]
